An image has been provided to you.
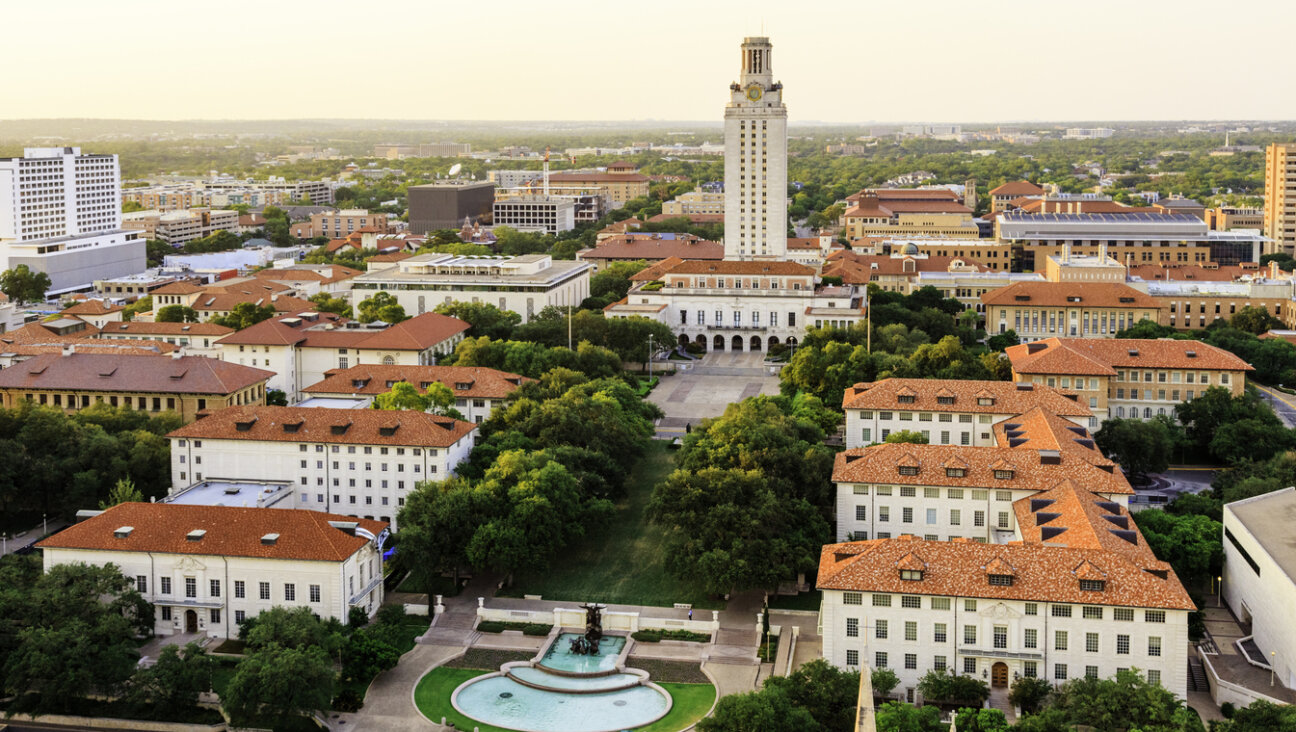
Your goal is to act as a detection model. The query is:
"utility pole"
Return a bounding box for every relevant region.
[568,303,573,351]
[647,333,654,378]
[866,291,872,353]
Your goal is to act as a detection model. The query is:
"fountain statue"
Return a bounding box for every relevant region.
[568,603,605,655]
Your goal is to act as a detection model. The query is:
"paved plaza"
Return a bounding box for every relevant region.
[648,352,782,436]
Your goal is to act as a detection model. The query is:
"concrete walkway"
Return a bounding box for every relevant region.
[334,644,461,732]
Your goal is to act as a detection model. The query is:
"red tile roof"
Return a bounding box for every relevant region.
[217,312,468,351]
[981,282,1158,309]
[817,535,1193,610]
[60,300,124,317]
[582,235,723,263]
[547,172,650,183]
[0,353,272,395]
[304,365,532,400]
[655,260,816,276]
[1,340,178,357]
[168,404,476,447]
[989,181,1046,197]
[153,281,204,295]
[39,503,384,562]
[845,201,973,218]
[824,253,990,284]
[99,322,235,337]
[1128,263,1278,282]
[842,378,1091,417]
[646,213,724,224]
[1006,338,1253,375]
[847,189,961,204]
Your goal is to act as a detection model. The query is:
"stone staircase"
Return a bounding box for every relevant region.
[987,688,1016,723]
[420,609,479,646]
[1188,656,1209,692]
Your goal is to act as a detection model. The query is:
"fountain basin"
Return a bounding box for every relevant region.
[537,632,627,675]
[451,674,671,732]
[507,665,645,693]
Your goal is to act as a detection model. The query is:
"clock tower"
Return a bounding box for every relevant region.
[724,36,788,261]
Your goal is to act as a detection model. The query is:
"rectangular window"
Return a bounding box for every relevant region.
[1086,632,1099,653]
[905,653,917,670]
[1055,630,1068,651]
[235,610,245,624]
[136,575,147,593]
[905,621,918,641]
[1148,637,1162,657]
[310,584,321,603]
[934,655,947,671]
[1145,610,1166,623]
[185,577,196,598]
[902,596,921,609]
[210,608,221,624]
[259,582,270,600]
[965,599,977,612]
[1052,605,1072,618]
[846,618,859,637]
[234,580,245,599]
[927,508,937,525]
[876,652,888,669]
[210,579,220,598]
[161,606,172,621]
[284,584,296,602]
[964,658,977,674]
[873,594,892,607]
[846,649,859,667]
[931,598,951,610]
[1117,634,1130,655]
[855,505,867,521]
[902,507,913,523]
[1148,669,1161,686]
[1025,602,1037,616]
[1024,661,1037,678]
[843,592,862,606]
[1086,665,1099,679]
[934,623,947,643]
[1114,608,1134,622]
[994,626,1007,649]
[1083,606,1103,620]
[1024,628,1037,649]
[964,625,976,644]
[876,619,888,639]
[1055,664,1068,680]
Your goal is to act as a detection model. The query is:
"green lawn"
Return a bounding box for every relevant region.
[413,667,715,732]
[498,441,724,609]
[768,590,822,612]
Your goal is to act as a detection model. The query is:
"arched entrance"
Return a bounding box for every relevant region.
[678,334,690,347]
[991,662,1008,688]
[184,609,198,633]
[695,335,707,350]
[767,336,780,350]
[713,335,725,351]
[731,335,744,351]
[785,336,798,348]
[749,336,762,351]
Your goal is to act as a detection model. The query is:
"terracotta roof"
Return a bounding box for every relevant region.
[0,322,98,344]
[654,260,815,276]
[153,281,204,295]
[981,282,1158,309]
[582,236,723,263]
[845,200,973,218]
[1018,199,1150,215]
[990,181,1046,197]
[847,189,961,203]
[842,378,1091,417]
[630,257,685,282]
[1129,263,1278,282]
[786,238,825,250]
[190,292,313,314]
[367,252,414,264]
[61,300,124,316]
[1011,480,1156,561]
[824,253,990,284]
[218,312,468,351]
[38,503,384,562]
[0,340,178,357]
[253,265,363,286]
[304,365,533,399]
[832,440,1131,497]
[168,404,476,448]
[100,322,235,337]
[1006,337,1253,375]
[817,536,1193,610]
[0,353,272,395]
[325,238,362,253]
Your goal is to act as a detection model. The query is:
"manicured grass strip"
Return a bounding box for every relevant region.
[767,590,821,612]
[414,667,513,732]
[414,667,716,732]
[443,648,534,669]
[635,683,717,732]
[625,659,709,684]
[500,442,724,610]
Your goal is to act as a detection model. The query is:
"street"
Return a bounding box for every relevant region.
[1253,383,1296,428]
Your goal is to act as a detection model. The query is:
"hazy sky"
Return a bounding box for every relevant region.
[5,0,1294,123]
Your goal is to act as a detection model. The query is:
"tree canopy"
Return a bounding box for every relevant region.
[0,265,52,305]
[357,292,408,324]
[210,302,276,330]
[433,301,522,340]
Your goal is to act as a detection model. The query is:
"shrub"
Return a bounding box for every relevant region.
[632,630,663,643]
[684,342,705,355]
[331,688,363,713]
[872,668,900,698]
[375,604,408,626]
[1221,702,1236,719]
[522,623,552,636]
[348,606,369,629]
[477,621,506,633]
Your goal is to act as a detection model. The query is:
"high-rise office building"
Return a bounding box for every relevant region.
[1264,143,1296,256]
[0,147,144,294]
[723,36,787,261]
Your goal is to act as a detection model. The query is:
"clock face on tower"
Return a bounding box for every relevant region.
[745,85,763,102]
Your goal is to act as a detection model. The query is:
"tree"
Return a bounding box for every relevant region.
[1176,387,1291,464]
[1046,668,1201,732]
[221,645,335,727]
[1231,305,1280,335]
[434,301,521,340]
[308,292,352,319]
[884,430,929,445]
[122,296,153,322]
[874,701,945,732]
[648,467,827,595]
[156,305,200,323]
[696,687,820,732]
[986,329,1019,352]
[146,239,175,267]
[242,606,345,655]
[1220,699,1296,731]
[374,381,430,412]
[871,667,900,699]
[1132,510,1222,588]
[210,302,276,330]
[1093,416,1180,479]
[357,292,407,324]
[955,708,1010,732]
[0,265,52,305]
[265,389,288,406]
[395,477,482,589]
[762,659,859,731]
[99,478,143,509]
[916,668,990,708]
[1116,319,1182,340]
[126,642,215,718]
[340,630,399,682]
[1009,676,1053,715]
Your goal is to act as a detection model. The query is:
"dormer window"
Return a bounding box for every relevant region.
[978,397,994,406]
[897,395,915,404]
[993,469,1014,480]
[1079,580,1106,592]
[946,468,966,478]
[898,466,919,476]
[900,570,924,581]
[937,396,955,405]
[988,574,1014,587]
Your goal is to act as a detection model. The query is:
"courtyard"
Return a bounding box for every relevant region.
[649,351,782,436]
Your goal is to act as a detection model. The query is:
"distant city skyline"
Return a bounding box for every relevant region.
[6,0,1296,123]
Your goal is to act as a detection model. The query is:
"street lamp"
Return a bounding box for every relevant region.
[1272,652,1276,687]
[1217,575,1223,607]
[647,333,654,379]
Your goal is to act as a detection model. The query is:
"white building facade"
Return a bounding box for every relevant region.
[1221,488,1296,692]
[38,503,386,639]
[0,147,145,293]
[724,37,788,261]
[167,406,476,529]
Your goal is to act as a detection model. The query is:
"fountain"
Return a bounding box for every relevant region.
[450,603,672,732]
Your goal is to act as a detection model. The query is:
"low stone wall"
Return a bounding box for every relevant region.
[1198,647,1289,708]
[477,603,721,639]
[3,712,225,732]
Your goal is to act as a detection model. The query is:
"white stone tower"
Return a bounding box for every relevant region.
[723,36,788,261]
